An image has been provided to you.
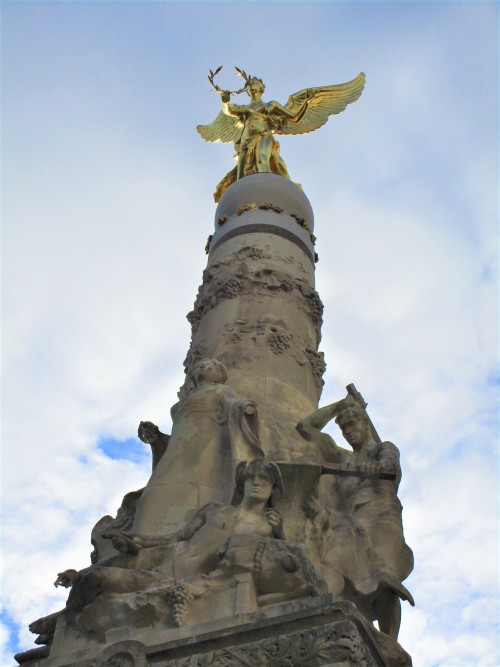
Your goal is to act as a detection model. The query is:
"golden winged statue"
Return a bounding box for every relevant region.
[197,67,366,202]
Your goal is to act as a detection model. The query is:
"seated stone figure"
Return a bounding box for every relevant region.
[27,460,326,648]
[298,394,414,640]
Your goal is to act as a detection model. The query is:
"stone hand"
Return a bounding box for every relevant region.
[221,90,231,103]
[361,461,382,477]
[102,531,142,555]
[265,508,284,531]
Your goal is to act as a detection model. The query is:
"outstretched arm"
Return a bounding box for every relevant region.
[102,502,217,554]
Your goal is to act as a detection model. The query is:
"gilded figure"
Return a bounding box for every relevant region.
[197,67,366,201]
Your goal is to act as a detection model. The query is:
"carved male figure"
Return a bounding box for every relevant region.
[298,395,414,639]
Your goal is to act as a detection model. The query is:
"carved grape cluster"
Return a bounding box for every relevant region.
[307,291,324,324]
[166,583,194,627]
[305,348,326,386]
[280,276,296,292]
[204,235,213,254]
[217,278,243,298]
[245,246,265,259]
[269,330,293,354]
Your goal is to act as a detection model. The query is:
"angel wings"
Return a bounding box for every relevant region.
[197,71,365,202]
[197,72,365,144]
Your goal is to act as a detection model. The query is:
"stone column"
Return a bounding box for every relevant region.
[184,174,325,462]
[132,175,326,535]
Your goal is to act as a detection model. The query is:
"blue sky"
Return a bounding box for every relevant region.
[2,2,498,665]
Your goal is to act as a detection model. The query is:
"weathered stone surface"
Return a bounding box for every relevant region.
[15,174,414,667]
[19,597,411,667]
[297,394,414,639]
[133,359,264,535]
[182,177,325,464]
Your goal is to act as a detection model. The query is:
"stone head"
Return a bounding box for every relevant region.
[190,358,228,387]
[235,460,283,502]
[138,421,159,444]
[335,404,369,448]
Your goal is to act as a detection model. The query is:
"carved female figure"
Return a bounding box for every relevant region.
[197,68,366,202]
[132,358,264,536]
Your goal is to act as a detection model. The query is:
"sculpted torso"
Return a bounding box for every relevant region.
[236,101,276,138]
[174,501,275,578]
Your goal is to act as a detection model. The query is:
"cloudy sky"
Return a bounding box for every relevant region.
[2,2,498,665]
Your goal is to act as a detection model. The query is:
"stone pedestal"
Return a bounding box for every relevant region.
[21,596,411,667]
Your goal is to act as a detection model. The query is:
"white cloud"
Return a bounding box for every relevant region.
[2,3,497,665]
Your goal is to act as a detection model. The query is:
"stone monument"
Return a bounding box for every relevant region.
[15,68,414,667]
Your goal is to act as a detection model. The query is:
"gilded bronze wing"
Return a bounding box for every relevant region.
[196,111,242,144]
[277,72,366,136]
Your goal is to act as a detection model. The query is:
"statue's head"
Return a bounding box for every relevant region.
[235,460,283,500]
[246,76,265,97]
[335,403,369,448]
[190,357,228,387]
[138,421,159,444]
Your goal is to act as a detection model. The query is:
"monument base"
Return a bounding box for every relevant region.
[20,596,411,667]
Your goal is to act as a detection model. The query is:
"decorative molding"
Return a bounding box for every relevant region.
[168,619,370,667]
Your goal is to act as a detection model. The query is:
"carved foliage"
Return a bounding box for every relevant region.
[186,247,323,343]
[170,620,369,667]
[183,314,326,392]
[304,348,327,387]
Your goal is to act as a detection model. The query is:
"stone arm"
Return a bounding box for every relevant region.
[298,400,344,434]
[102,502,219,555]
[375,441,402,488]
[376,441,400,469]
[297,399,355,463]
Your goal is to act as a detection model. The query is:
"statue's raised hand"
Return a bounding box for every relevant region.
[266,508,285,539]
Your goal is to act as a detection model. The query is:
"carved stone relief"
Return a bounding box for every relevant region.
[186,247,323,344]
[93,641,148,667]
[183,314,326,398]
[169,620,370,667]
